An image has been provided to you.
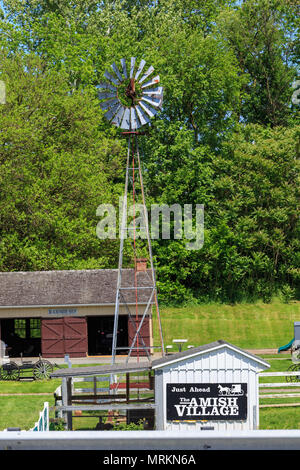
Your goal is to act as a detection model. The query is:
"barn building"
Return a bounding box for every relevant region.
[0,268,153,358]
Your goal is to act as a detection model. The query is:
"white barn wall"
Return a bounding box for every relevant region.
[154,343,268,431]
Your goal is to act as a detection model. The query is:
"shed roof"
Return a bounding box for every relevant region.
[51,362,152,378]
[0,269,153,307]
[50,341,270,379]
[151,340,270,370]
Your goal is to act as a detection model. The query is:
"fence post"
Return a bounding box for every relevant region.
[62,377,73,430]
[30,402,49,431]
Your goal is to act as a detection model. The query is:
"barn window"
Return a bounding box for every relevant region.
[14,319,26,338]
[30,318,41,338]
[14,318,41,339]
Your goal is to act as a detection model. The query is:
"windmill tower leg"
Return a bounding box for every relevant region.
[111,132,165,366]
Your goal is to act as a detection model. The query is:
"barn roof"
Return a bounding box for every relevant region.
[0,269,154,307]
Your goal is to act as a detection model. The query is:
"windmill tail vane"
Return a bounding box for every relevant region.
[98,58,165,365]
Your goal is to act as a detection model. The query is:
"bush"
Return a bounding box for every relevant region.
[112,419,145,431]
[49,418,65,430]
[281,284,296,304]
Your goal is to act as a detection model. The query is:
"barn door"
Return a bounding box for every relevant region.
[41,317,87,358]
[64,317,87,357]
[128,315,151,357]
[41,318,65,357]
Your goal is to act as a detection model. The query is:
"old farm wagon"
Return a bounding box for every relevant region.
[0,355,53,380]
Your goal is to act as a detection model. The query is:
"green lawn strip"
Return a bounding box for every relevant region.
[0,378,62,394]
[73,416,101,430]
[153,299,300,350]
[260,407,300,430]
[0,395,55,430]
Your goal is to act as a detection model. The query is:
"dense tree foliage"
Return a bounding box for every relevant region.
[0,0,299,304]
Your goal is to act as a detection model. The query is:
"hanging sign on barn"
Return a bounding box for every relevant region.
[48,308,78,316]
[166,383,248,421]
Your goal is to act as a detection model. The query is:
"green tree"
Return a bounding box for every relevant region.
[217,0,298,126]
[0,0,298,305]
[0,52,124,271]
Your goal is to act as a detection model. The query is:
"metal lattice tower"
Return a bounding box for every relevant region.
[98,57,165,365]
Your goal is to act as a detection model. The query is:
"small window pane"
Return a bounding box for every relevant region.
[30,318,41,338]
[14,319,26,338]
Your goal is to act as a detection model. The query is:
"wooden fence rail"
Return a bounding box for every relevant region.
[259,371,300,407]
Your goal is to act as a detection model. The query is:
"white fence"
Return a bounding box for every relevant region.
[72,375,110,394]
[30,402,49,432]
[259,371,300,406]
[71,371,300,404]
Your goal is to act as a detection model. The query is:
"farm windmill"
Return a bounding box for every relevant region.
[98,57,165,365]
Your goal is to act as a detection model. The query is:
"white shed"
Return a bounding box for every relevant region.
[152,340,270,432]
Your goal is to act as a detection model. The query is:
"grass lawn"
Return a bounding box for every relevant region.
[259,355,300,429]
[153,299,300,351]
[260,407,300,430]
[1,299,300,431]
[0,376,62,430]
[0,395,55,430]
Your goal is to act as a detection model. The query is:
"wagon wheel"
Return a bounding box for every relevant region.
[286,363,300,383]
[0,362,20,381]
[33,360,53,380]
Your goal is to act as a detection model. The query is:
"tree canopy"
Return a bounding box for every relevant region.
[0,0,299,304]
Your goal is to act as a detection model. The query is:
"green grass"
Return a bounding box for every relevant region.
[260,407,300,430]
[0,395,55,430]
[153,299,300,351]
[0,378,62,394]
[1,299,300,430]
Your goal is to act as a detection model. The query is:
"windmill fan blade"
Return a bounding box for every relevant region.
[138,65,154,84]
[120,108,131,130]
[98,91,117,100]
[0,80,5,104]
[135,105,150,126]
[104,70,120,86]
[111,105,126,127]
[130,57,136,78]
[141,95,161,108]
[98,82,117,92]
[100,98,119,110]
[156,94,163,109]
[143,93,163,109]
[142,87,163,96]
[104,103,121,121]
[135,59,146,81]
[141,75,160,89]
[139,101,158,118]
[130,107,140,130]
[120,58,128,79]
[111,62,123,82]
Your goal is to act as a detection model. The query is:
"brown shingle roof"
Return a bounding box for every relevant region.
[0,269,154,307]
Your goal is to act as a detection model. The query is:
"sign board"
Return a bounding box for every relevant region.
[48,308,78,316]
[166,383,247,421]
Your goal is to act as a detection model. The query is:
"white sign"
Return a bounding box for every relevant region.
[48,308,78,316]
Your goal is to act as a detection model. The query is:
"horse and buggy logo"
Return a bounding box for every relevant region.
[217,384,244,396]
